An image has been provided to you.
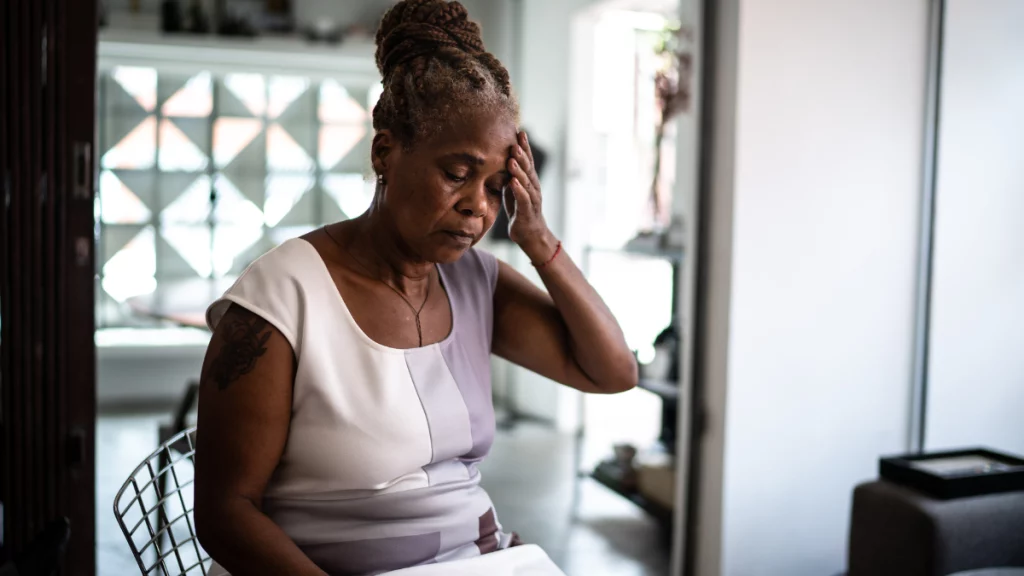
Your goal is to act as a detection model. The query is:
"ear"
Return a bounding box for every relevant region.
[371,131,397,181]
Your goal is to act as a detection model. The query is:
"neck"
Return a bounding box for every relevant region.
[346,207,433,293]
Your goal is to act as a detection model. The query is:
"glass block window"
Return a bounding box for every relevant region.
[97,66,377,327]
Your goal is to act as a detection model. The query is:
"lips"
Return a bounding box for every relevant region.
[443,230,476,244]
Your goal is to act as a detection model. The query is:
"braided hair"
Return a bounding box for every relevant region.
[373,0,519,147]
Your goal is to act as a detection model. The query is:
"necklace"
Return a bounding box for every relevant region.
[325,226,432,347]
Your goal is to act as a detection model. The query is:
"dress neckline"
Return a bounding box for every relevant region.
[296,237,457,354]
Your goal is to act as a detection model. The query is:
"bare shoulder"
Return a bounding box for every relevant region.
[300,226,334,254]
[205,304,285,391]
[197,303,295,475]
[301,224,357,279]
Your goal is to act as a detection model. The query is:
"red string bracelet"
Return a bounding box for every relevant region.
[533,241,562,269]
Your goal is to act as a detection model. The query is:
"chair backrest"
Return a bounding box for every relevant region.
[113,427,210,576]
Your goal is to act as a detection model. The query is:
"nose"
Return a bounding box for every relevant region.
[456,182,488,218]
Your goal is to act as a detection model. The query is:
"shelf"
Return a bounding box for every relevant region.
[586,244,684,263]
[590,467,673,524]
[98,29,379,84]
[638,379,680,401]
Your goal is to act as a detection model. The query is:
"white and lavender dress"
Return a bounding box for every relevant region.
[205,238,512,575]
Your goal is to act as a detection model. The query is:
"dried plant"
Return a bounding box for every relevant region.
[650,23,693,226]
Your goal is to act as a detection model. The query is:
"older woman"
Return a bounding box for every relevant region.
[193,1,637,574]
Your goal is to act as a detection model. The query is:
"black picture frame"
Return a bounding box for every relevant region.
[880,448,1024,499]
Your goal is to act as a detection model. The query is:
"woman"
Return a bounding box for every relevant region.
[194,1,637,574]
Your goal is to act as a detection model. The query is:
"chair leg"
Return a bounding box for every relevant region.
[157,449,171,554]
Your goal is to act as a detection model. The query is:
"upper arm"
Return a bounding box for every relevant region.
[492,260,602,393]
[195,303,295,511]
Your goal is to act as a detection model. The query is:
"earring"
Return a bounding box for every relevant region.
[377,174,386,187]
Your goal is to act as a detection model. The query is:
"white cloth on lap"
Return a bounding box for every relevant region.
[384,545,565,576]
[207,545,565,576]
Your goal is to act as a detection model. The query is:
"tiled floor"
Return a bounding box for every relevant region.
[97,412,671,576]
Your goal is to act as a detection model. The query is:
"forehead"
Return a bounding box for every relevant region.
[416,111,518,161]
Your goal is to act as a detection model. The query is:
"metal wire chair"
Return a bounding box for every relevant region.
[113,427,211,575]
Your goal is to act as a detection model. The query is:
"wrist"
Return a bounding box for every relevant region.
[521,230,559,265]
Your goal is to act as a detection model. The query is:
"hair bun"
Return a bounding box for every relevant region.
[375,0,485,78]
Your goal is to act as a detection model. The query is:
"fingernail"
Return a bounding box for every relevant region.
[511,160,519,169]
[517,146,524,155]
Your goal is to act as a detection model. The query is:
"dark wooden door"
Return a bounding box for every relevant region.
[1,0,98,574]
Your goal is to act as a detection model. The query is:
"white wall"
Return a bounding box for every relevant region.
[697,1,928,574]
[517,0,599,240]
[459,0,515,68]
[924,0,1024,456]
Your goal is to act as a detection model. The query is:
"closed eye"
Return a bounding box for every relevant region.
[447,170,503,197]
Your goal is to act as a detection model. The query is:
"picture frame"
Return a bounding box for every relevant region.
[880,448,1024,499]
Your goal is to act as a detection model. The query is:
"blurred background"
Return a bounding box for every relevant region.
[2,0,1022,575]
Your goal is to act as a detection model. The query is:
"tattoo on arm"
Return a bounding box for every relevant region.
[209,315,272,390]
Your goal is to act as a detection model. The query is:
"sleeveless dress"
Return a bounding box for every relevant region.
[204,238,512,575]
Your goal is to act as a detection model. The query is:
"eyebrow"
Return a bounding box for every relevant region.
[444,152,510,176]
[445,152,486,166]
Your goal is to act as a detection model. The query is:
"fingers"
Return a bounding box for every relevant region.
[509,144,533,177]
[507,157,530,188]
[508,158,540,205]
[519,131,534,166]
[512,132,542,190]
[507,172,533,215]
